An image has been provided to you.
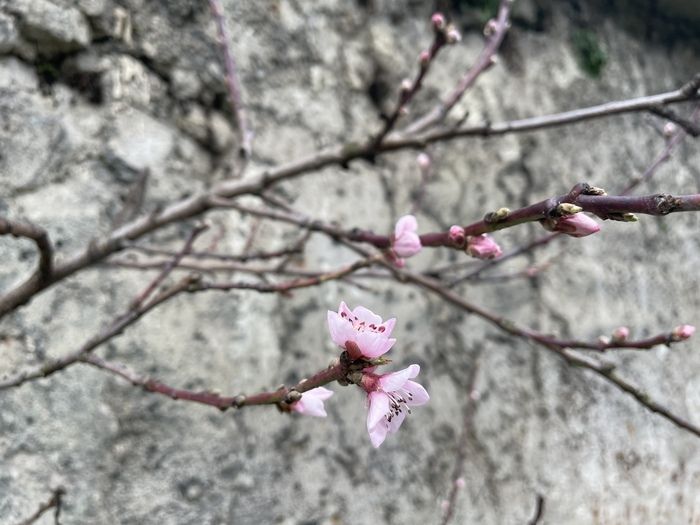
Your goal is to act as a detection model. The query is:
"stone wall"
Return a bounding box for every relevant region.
[1,1,700,523]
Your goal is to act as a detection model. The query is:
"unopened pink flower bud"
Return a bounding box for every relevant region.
[446,26,462,44]
[484,18,499,37]
[392,215,422,262]
[672,324,695,341]
[543,213,600,238]
[611,326,630,343]
[431,12,446,31]
[663,122,678,138]
[466,234,502,259]
[419,50,431,66]
[455,477,466,489]
[417,152,431,170]
[448,225,466,247]
[400,78,412,95]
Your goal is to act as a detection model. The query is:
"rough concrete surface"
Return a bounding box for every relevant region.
[1,0,700,524]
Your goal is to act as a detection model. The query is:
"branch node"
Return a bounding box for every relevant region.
[484,207,510,223]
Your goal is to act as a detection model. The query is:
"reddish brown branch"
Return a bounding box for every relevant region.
[208,0,252,157]
[130,224,207,309]
[397,269,700,439]
[221,188,700,251]
[81,351,377,411]
[454,106,700,283]
[125,243,304,263]
[0,217,53,284]
[406,0,513,134]
[370,15,451,148]
[0,275,199,391]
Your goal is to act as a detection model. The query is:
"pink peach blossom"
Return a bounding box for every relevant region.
[466,234,502,259]
[392,215,422,259]
[547,213,600,238]
[290,387,334,417]
[362,364,429,448]
[327,302,396,359]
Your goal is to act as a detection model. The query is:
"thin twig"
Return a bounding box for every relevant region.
[369,15,451,148]
[441,353,481,525]
[398,269,700,439]
[0,275,199,390]
[0,218,53,283]
[130,224,207,310]
[450,105,700,284]
[405,0,513,134]
[208,0,252,158]
[526,495,545,525]
[650,106,700,137]
[14,487,65,525]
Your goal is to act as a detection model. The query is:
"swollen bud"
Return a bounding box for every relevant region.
[466,234,502,259]
[416,152,431,170]
[611,326,630,343]
[672,324,695,341]
[446,26,462,44]
[431,12,446,31]
[419,50,431,67]
[448,225,466,247]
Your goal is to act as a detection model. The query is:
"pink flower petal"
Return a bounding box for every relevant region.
[356,331,396,358]
[386,407,407,434]
[352,305,383,326]
[327,310,350,348]
[367,391,390,431]
[379,364,420,391]
[393,215,422,259]
[394,215,418,237]
[368,420,389,448]
[291,387,334,417]
[403,380,430,405]
[381,317,396,337]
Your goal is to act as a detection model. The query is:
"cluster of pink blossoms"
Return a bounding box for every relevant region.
[291,302,429,448]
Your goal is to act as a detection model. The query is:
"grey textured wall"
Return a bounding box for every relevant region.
[1,1,700,524]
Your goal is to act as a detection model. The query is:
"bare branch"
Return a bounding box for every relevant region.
[14,487,65,525]
[208,0,252,158]
[526,495,545,525]
[0,217,53,283]
[0,275,199,391]
[398,269,700,439]
[440,354,481,525]
[406,0,513,134]
[81,350,379,411]
[129,224,207,309]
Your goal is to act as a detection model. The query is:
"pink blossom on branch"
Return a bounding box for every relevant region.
[389,215,422,267]
[327,302,396,359]
[362,364,430,448]
[466,234,502,259]
[290,387,334,417]
[543,212,601,238]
